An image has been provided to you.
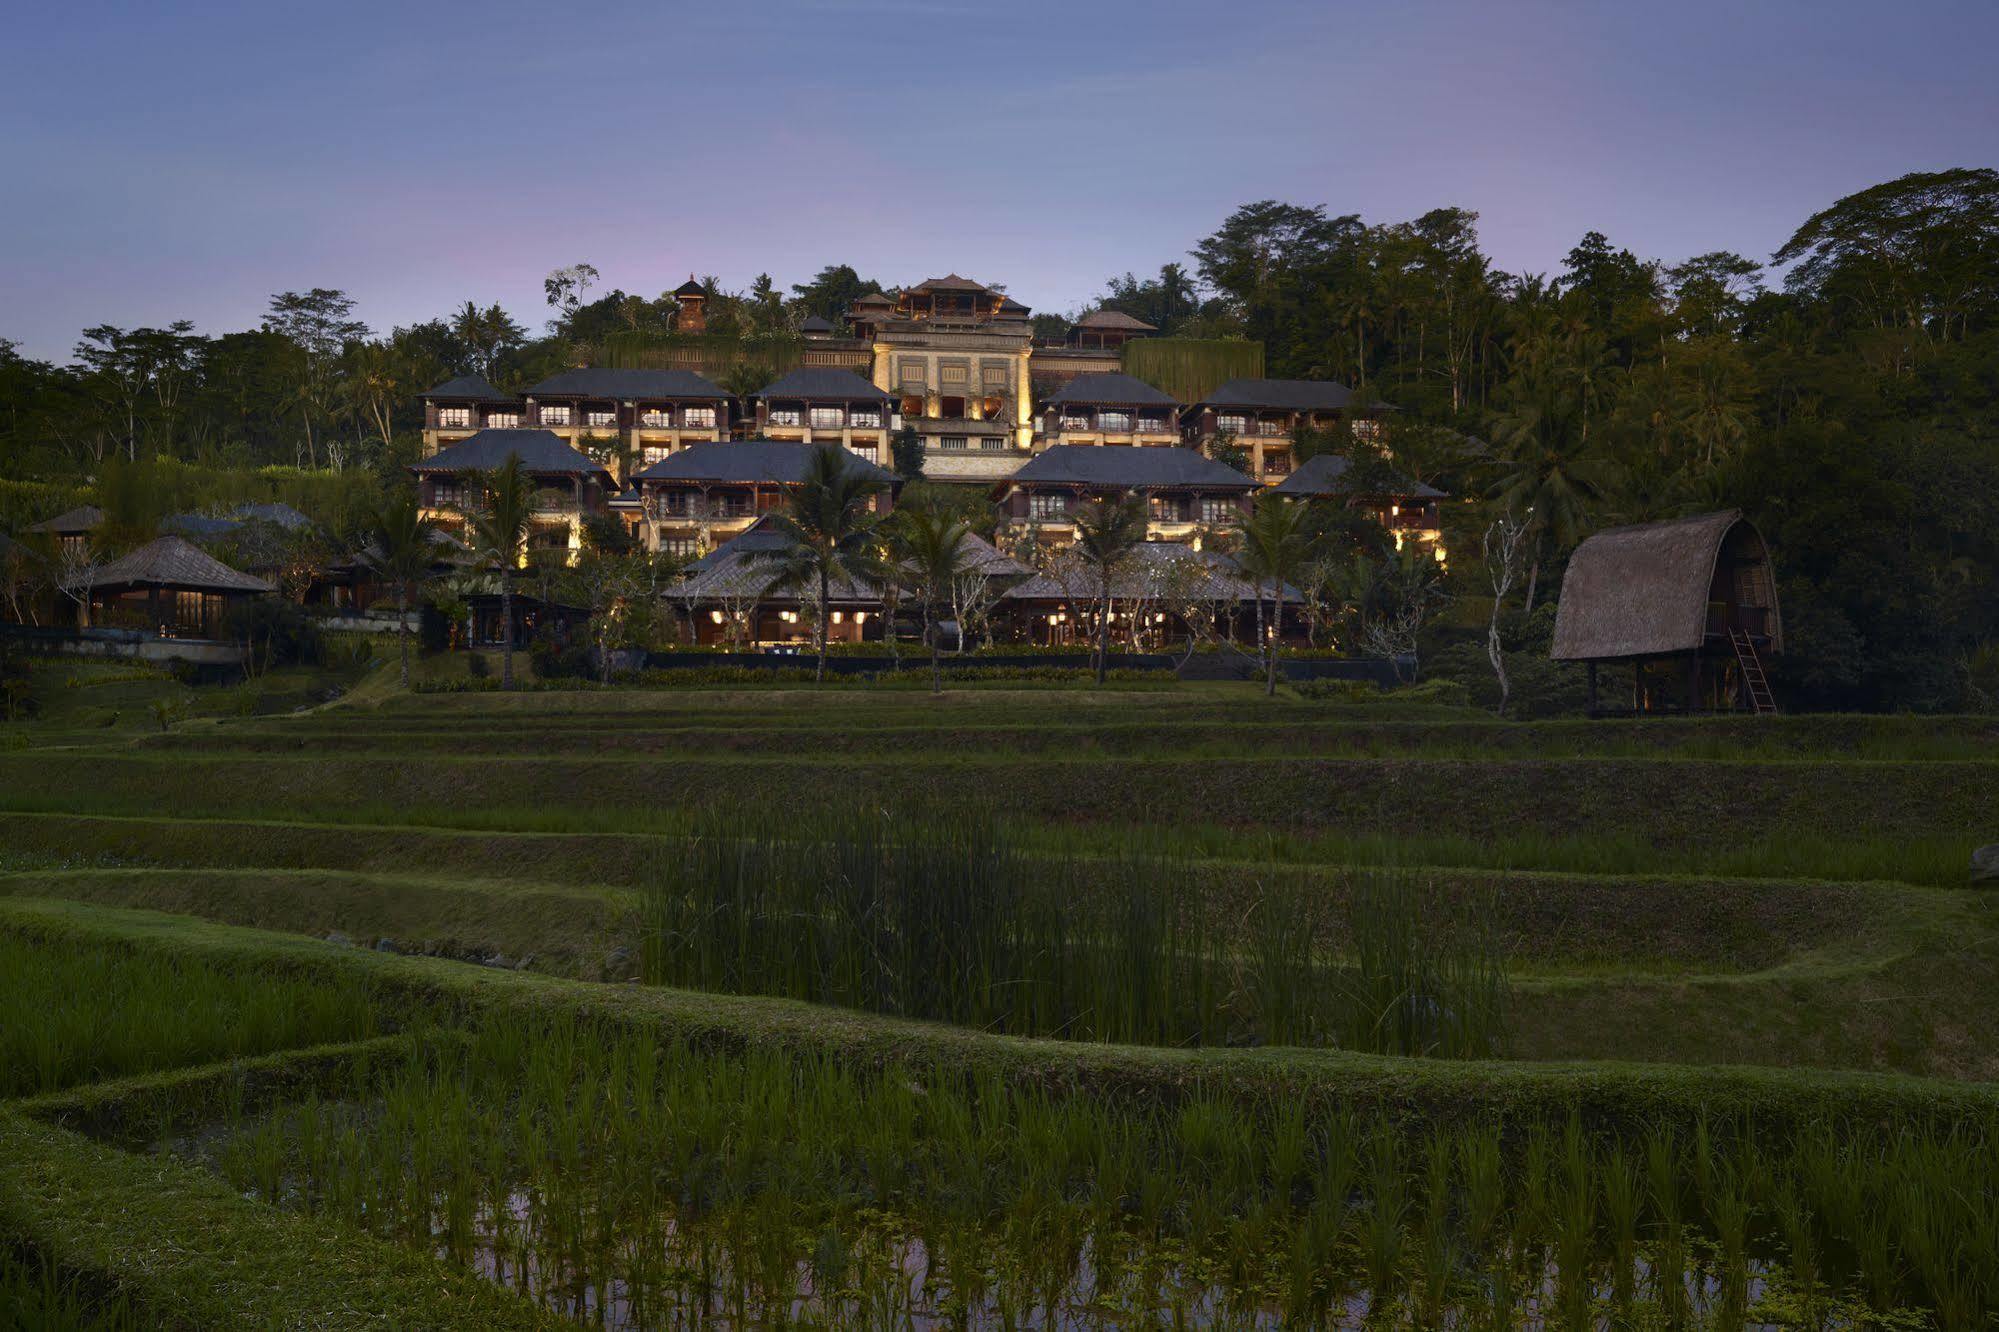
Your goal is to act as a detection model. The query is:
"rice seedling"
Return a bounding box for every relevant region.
[0,930,379,1097]
[637,803,1510,1055]
[0,1243,149,1331]
[141,1009,1995,1329]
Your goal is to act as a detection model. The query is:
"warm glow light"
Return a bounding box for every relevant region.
[831,611,844,624]
[1434,546,1448,564]
[855,612,867,624]
[708,610,723,624]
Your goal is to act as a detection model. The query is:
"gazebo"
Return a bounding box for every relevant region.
[1550,510,1781,714]
[72,535,273,639]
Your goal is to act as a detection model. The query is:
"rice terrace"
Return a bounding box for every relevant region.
[6,4,1999,1327]
[0,670,1995,1328]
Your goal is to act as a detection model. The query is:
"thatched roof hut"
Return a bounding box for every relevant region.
[1551,510,1781,714]
[1552,511,1780,661]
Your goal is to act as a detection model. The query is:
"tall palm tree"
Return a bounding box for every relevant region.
[1069,495,1149,685]
[1234,495,1315,696]
[744,444,887,682]
[464,455,537,690]
[894,506,974,695]
[365,492,440,690]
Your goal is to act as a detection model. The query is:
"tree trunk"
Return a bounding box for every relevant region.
[1263,582,1278,698]
[925,598,941,695]
[816,566,830,683]
[1487,601,1510,717]
[398,582,411,690]
[1524,557,1540,615]
[1094,570,1110,687]
[500,574,515,690]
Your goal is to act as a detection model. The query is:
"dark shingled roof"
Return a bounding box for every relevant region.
[798,315,835,334]
[1003,543,1300,605]
[77,535,273,595]
[1007,445,1257,490]
[633,439,899,486]
[1551,511,1782,662]
[26,505,104,534]
[852,292,895,307]
[678,517,1026,604]
[1074,309,1157,331]
[1272,454,1446,500]
[527,368,727,400]
[756,367,893,401]
[409,429,612,478]
[422,374,512,402]
[1045,373,1180,408]
[1201,378,1356,411]
[673,278,706,298]
[162,513,241,540]
[912,273,993,293]
[230,502,314,530]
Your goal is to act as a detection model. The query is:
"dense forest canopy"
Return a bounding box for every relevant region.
[2,169,1996,710]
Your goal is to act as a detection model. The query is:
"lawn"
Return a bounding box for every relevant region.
[1,675,1996,1327]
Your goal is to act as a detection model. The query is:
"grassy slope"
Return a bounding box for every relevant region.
[5,897,1995,1131]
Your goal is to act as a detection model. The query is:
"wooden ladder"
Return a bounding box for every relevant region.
[1729,628,1777,714]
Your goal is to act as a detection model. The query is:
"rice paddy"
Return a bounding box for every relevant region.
[2,681,1996,1327]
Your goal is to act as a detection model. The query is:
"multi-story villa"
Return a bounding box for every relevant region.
[624,439,899,559]
[749,369,894,464]
[521,368,731,473]
[409,429,613,556]
[419,375,518,455]
[1038,373,1183,450]
[843,275,1037,482]
[1272,454,1448,560]
[993,445,1258,546]
[1182,378,1388,483]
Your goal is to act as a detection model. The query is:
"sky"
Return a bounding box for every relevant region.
[3,0,1996,363]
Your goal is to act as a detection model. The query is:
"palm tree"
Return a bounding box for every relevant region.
[895,506,974,695]
[463,455,537,690]
[1234,495,1315,696]
[1487,363,1624,610]
[743,444,887,682]
[1069,495,1149,685]
[365,492,440,690]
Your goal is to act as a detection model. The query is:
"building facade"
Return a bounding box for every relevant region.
[992,445,1259,546]
[626,439,900,559]
[1039,373,1183,450]
[1183,378,1387,484]
[749,369,894,464]
[409,429,614,557]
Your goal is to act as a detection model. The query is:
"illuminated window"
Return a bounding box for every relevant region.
[769,409,802,427]
[684,406,716,428]
[1099,411,1131,433]
[1029,492,1069,519]
[809,406,844,429]
[1060,414,1090,432]
[1200,496,1235,523]
[851,408,882,428]
[586,410,616,428]
[540,405,571,426]
[940,364,968,387]
[1217,413,1247,434]
[640,410,672,428]
[436,407,471,428]
[487,412,521,428]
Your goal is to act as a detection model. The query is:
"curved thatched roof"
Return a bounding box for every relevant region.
[1551,510,1777,661]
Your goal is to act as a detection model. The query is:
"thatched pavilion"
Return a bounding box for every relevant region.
[1551,510,1781,714]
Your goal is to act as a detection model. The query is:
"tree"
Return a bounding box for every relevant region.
[1481,509,1529,715]
[1487,352,1624,610]
[741,444,887,682]
[890,425,926,481]
[1069,495,1148,685]
[895,506,974,693]
[1233,495,1315,696]
[451,302,526,381]
[365,492,440,690]
[543,263,601,335]
[263,290,368,469]
[463,456,537,690]
[791,265,881,321]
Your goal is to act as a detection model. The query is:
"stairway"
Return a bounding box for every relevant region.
[1729,628,1777,714]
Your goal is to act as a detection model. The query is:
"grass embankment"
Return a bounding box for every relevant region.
[130,710,1999,761]
[4,751,1994,872]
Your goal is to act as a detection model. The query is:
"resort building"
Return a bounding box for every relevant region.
[1183,378,1388,483]
[1551,510,1782,715]
[992,445,1259,546]
[844,275,1037,481]
[24,505,103,557]
[1001,541,1301,648]
[69,534,272,647]
[749,369,895,464]
[1271,454,1448,560]
[626,439,900,559]
[419,375,518,455]
[520,368,732,474]
[409,429,614,557]
[1038,373,1183,450]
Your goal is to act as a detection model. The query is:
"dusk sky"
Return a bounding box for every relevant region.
[4,0,1996,363]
